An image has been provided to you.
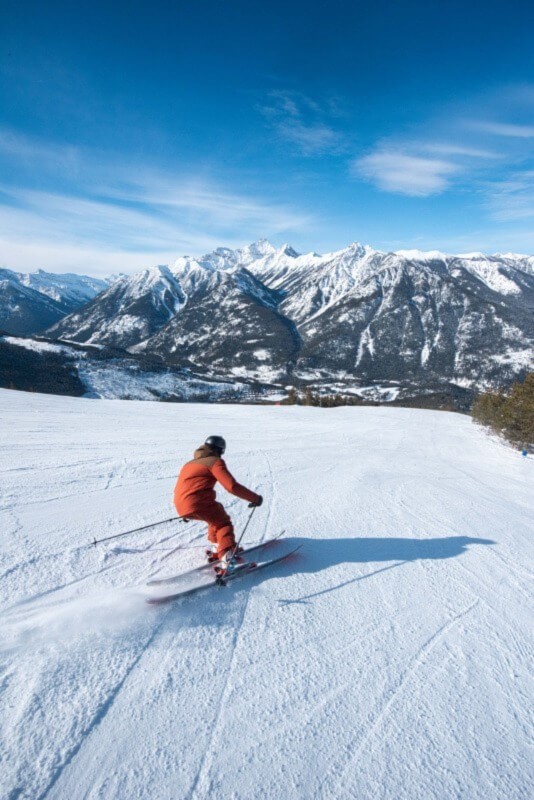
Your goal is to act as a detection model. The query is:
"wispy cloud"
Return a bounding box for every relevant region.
[102,175,308,230]
[0,128,82,169]
[352,130,507,198]
[470,121,534,138]
[353,150,459,196]
[0,187,244,275]
[0,129,312,273]
[275,119,340,156]
[485,171,534,222]
[0,238,171,277]
[259,90,344,156]
[353,85,534,199]
[422,143,498,159]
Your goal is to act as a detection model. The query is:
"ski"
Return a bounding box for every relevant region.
[146,545,301,605]
[146,532,284,586]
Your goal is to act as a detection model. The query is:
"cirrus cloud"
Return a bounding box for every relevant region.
[0,129,313,274]
[470,121,534,138]
[259,90,345,156]
[353,150,459,197]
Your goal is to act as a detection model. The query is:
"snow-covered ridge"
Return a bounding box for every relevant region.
[20,268,109,304]
[0,267,110,336]
[3,240,534,395]
[2,267,108,306]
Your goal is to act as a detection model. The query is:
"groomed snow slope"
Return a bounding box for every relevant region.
[0,391,532,800]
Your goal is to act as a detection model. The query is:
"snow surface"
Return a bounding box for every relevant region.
[1,336,73,355]
[0,336,244,402]
[0,390,533,800]
[77,362,239,401]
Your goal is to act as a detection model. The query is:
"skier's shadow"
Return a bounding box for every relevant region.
[171,534,495,619]
[257,534,495,606]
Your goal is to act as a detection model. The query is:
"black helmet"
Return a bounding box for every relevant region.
[205,435,226,455]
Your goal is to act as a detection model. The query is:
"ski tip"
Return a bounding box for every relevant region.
[286,545,302,557]
[146,596,169,606]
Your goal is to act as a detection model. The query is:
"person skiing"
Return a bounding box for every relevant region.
[174,435,263,565]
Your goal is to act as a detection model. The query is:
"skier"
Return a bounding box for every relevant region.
[174,436,263,566]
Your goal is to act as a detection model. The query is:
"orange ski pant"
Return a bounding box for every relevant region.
[187,502,235,556]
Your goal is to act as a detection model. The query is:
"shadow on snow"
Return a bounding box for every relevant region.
[169,534,495,618]
[274,535,495,605]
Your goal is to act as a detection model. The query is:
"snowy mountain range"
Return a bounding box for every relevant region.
[43,240,534,394]
[1,241,533,403]
[0,268,108,335]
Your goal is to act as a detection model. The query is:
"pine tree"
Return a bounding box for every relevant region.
[472,374,534,450]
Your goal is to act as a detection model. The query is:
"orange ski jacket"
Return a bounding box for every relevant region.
[174,445,260,516]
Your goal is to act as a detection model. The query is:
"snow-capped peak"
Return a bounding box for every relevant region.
[277,243,300,258]
[394,248,448,261]
[242,238,277,258]
[345,241,367,256]
[120,264,174,292]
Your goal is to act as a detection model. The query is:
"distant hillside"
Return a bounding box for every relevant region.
[0,268,109,335]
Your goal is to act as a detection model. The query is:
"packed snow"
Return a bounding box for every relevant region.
[0,390,532,800]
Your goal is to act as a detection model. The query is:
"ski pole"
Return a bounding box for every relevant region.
[92,516,180,546]
[217,506,257,583]
[234,505,257,554]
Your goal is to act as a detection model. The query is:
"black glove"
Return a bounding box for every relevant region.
[249,495,263,508]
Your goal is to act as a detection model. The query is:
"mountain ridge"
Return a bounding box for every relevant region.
[0,268,109,335]
[2,241,533,399]
[43,240,534,392]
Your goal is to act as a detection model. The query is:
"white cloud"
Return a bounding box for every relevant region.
[0,184,311,274]
[0,130,313,273]
[471,121,534,138]
[485,171,534,222]
[0,128,82,169]
[0,189,247,275]
[354,151,459,196]
[274,120,340,156]
[0,238,169,277]
[422,143,498,159]
[260,90,344,156]
[102,175,309,230]
[353,85,534,202]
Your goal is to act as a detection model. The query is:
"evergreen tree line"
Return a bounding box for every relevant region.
[282,387,364,407]
[472,373,534,451]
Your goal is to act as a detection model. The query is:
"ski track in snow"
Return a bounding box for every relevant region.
[188,447,277,798]
[35,615,170,800]
[187,590,252,799]
[0,390,533,800]
[324,600,480,799]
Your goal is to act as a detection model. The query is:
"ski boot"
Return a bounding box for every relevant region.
[214,548,244,576]
[206,545,244,565]
[205,544,219,564]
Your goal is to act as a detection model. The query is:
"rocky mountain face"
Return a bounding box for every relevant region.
[43,241,534,395]
[0,268,108,335]
[49,252,296,382]
[48,265,186,349]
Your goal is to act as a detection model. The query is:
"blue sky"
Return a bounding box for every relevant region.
[1,0,534,274]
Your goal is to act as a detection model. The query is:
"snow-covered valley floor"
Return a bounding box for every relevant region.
[0,390,532,800]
